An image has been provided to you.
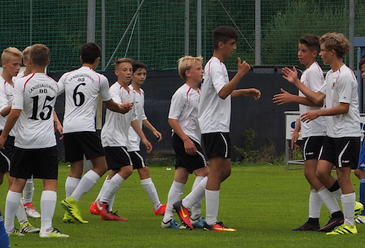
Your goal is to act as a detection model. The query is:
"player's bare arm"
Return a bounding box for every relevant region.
[231,88,261,99]
[0,109,21,149]
[104,99,130,114]
[143,119,162,142]
[301,102,349,123]
[168,118,196,155]
[53,110,63,140]
[273,88,323,106]
[218,58,251,99]
[131,120,152,153]
[291,119,301,149]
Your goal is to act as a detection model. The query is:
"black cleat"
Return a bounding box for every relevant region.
[292,221,320,231]
[318,217,344,232]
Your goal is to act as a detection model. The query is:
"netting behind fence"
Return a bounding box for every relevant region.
[1,0,365,72]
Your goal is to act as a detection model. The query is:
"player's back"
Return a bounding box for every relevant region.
[58,66,111,133]
[13,73,58,149]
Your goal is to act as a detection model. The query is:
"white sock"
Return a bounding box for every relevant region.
[41,190,57,232]
[71,170,100,201]
[317,186,341,214]
[22,178,34,204]
[16,201,28,224]
[162,181,185,223]
[65,177,80,198]
[331,188,342,202]
[5,191,21,232]
[95,177,110,201]
[183,177,207,219]
[100,173,125,205]
[308,189,322,219]
[141,178,161,210]
[341,193,355,226]
[108,193,116,212]
[205,189,220,226]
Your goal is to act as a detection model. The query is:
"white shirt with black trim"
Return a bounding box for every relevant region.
[319,64,360,138]
[299,62,326,138]
[168,83,201,145]
[101,82,137,147]
[199,56,231,134]
[12,73,58,148]
[58,66,111,134]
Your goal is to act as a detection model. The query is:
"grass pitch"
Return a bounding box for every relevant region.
[2,162,365,247]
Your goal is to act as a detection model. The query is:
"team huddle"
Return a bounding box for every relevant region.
[0,26,363,244]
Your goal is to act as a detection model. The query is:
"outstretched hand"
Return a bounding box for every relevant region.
[282,66,299,84]
[273,88,293,105]
[301,110,319,123]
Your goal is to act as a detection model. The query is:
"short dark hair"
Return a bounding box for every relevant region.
[213,26,238,49]
[299,35,320,53]
[29,44,50,67]
[132,61,146,73]
[359,57,365,70]
[80,42,101,64]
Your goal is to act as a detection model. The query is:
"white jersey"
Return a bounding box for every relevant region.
[168,83,201,145]
[127,85,147,152]
[101,82,137,147]
[12,73,58,148]
[58,66,111,133]
[319,64,360,138]
[199,56,231,134]
[298,62,326,138]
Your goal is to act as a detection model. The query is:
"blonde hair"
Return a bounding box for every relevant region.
[178,56,203,81]
[1,47,22,62]
[320,33,350,58]
[22,46,32,62]
[114,58,133,70]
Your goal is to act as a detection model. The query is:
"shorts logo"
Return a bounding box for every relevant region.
[341,160,350,163]
[360,163,365,168]
[305,152,314,156]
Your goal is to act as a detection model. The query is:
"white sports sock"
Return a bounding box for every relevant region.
[40,190,57,232]
[331,188,342,202]
[183,177,207,219]
[341,193,355,226]
[100,173,125,205]
[308,189,322,219]
[16,201,28,224]
[317,186,341,214]
[71,170,100,201]
[22,178,34,204]
[108,193,116,212]
[162,181,185,223]
[5,191,21,232]
[141,178,161,210]
[95,177,110,201]
[205,189,220,226]
[65,177,80,198]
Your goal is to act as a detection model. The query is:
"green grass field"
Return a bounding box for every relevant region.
[2,162,365,248]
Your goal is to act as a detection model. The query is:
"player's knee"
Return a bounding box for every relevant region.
[354,169,362,179]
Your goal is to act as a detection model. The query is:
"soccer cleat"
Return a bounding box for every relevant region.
[97,200,128,221]
[63,211,79,223]
[7,228,25,236]
[326,223,357,235]
[20,221,40,233]
[61,196,88,224]
[173,200,193,230]
[39,227,69,238]
[356,215,365,224]
[292,221,320,231]
[161,219,186,229]
[191,216,205,229]
[89,201,101,215]
[23,202,41,218]
[153,203,167,216]
[203,221,236,232]
[354,201,364,219]
[317,217,344,232]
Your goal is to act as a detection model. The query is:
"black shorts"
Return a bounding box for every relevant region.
[129,151,146,170]
[104,146,132,171]
[10,146,59,179]
[172,133,207,174]
[63,132,105,162]
[0,134,15,173]
[319,136,360,169]
[202,132,231,159]
[302,136,325,161]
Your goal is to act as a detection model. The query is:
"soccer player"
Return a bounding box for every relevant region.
[282,33,362,235]
[175,26,261,231]
[273,35,347,231]
[0,47,40,236]
[161,56,209,229]
[91,58,152,221]
[1,44,68,238]
[59,43,132,224]
[354,56,365,224]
